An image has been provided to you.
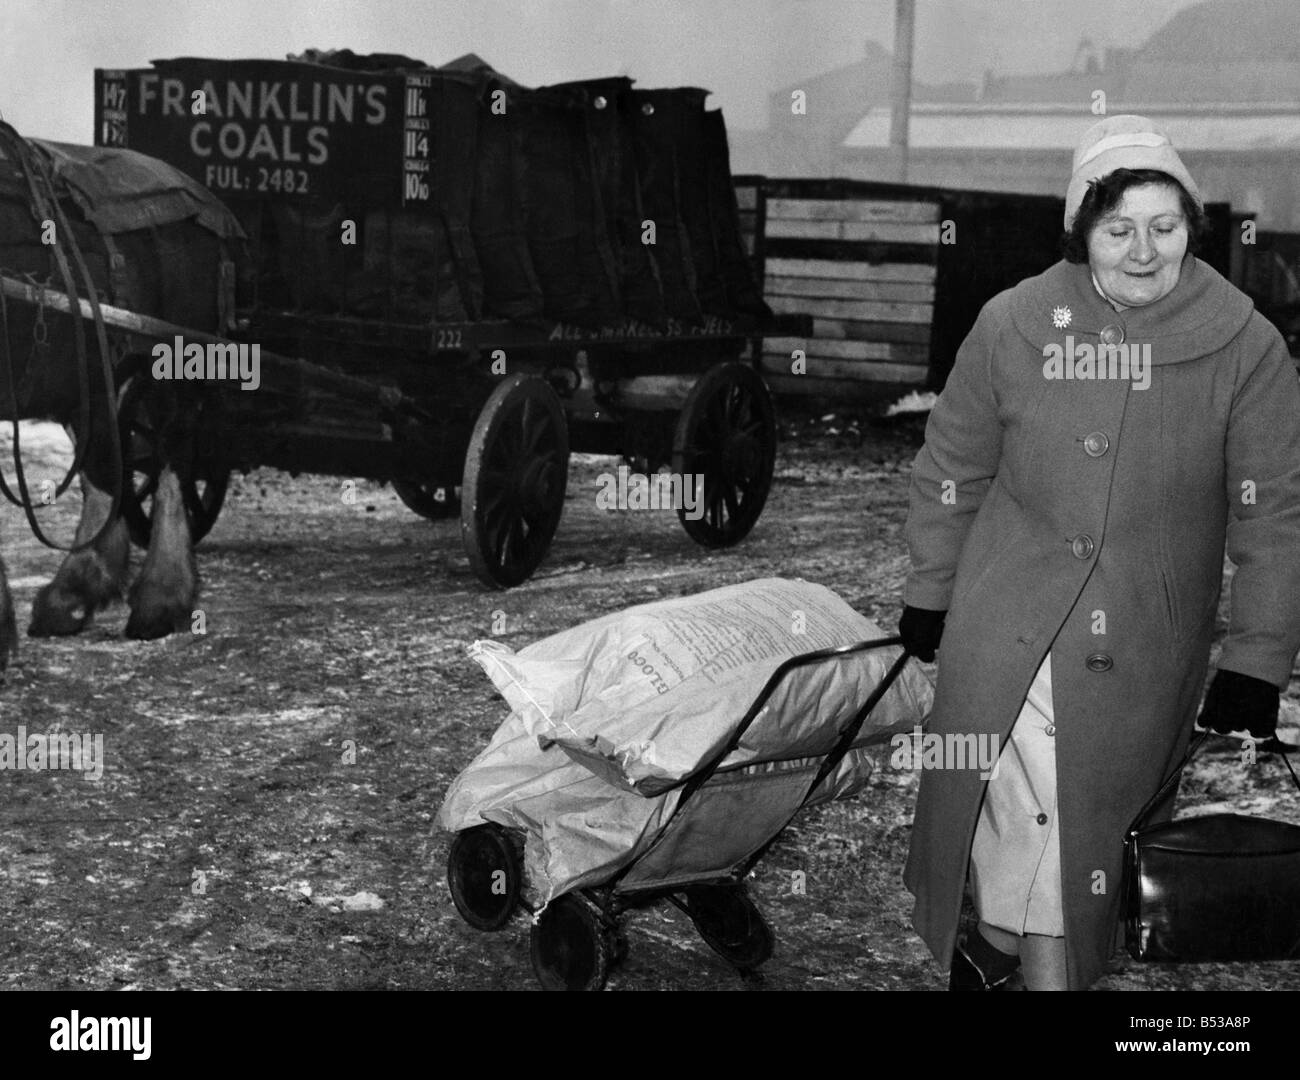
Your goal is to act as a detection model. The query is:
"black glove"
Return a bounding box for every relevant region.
[1197,669,1279,739]
[899,605,947,663]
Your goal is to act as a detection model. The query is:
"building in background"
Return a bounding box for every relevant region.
[740,0,1300,231]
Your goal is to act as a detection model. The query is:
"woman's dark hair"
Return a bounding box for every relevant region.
[1061,168,1206,263]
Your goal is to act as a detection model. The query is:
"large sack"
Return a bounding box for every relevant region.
[439,578,933,903]
[517,83,623,325]
[582,78,669,327]
[627,88,703,322]
[471,75,545,320]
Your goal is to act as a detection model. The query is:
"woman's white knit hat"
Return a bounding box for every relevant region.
[1064,114,1201,229]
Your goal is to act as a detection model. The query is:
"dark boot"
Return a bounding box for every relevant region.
[950,929,1021,991]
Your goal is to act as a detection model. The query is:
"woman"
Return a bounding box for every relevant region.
[898,114,1300,991]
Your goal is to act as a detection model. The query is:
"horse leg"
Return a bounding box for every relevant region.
[125,463,197,640]
[0,553,17,675]
[29,473,131,637]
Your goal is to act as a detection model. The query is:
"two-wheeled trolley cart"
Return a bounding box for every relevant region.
[446,635,911,989]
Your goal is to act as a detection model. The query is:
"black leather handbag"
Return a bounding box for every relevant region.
[1124,731,1300,962]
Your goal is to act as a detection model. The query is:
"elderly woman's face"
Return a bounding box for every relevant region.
[1086,183,1188,308]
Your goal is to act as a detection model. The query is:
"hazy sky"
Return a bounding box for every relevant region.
[2,0,1199,142]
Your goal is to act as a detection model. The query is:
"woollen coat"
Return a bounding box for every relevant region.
[901,254,1300,989]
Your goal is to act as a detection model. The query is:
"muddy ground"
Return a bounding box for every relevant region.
[0,406,1297,992]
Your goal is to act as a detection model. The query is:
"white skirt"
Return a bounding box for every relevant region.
[968,651,1064,937]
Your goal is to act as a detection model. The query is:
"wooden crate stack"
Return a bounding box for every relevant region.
[736,180,939,398]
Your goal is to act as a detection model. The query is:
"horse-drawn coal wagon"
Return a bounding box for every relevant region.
[85,52,808,588]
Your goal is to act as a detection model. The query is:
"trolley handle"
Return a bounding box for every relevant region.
[673,634,909,803]
[735,643,914,878]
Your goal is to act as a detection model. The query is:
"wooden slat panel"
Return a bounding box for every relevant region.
[764,336,930,364]
[766,257,937,284]
[761,177,942,201]
[841,222,940,243]
[767,197,940,224]
[767,219,940,245]
[760,359,929,385]
[813,317,931,345]
[764,238,938,266]
[731,180,942,396]
[766,219,840,240]
[766,276,935,302]
[768,294,932,324]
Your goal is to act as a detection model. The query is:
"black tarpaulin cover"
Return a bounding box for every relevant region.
[27,140,244,239]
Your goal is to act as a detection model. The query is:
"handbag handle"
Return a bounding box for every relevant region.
[1125,731,1299,839]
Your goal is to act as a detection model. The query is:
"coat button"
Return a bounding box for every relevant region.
[1045,724,1056,736]
[1071,534,1095,559]
[1086,653,1113,672]
[1036,813,1049,825]
[1082,432,1109,457]
[1099,324,1126,347]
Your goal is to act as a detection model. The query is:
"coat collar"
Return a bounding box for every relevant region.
[1007,255,1255,365]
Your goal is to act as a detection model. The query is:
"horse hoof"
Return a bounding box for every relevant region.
[28,584,91,638]
[124,605,188,641]
[0,604,17,667]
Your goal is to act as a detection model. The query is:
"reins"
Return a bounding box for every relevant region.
[0,121,124,552]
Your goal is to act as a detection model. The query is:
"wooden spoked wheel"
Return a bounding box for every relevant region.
[393,478,462,519]
[460,374,570,588]
[671,362,776,548]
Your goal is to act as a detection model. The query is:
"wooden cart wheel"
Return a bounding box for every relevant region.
[446,824,523,932]
[460,374,569,588]
[118,369,230,549]
[530,893,612,991]
[671,362,776,548]
[681,883,774,971]
[392,478,462,519]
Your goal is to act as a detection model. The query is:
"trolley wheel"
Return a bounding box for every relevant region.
[392,478,462,519]
[671,362,775,548]
[118,369,229,549]
[461,374,570,588]
[530,893,614,991]
[446,824,523,931]
[682,884,774,971]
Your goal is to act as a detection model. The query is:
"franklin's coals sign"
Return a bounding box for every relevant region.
[94,59,430,207]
